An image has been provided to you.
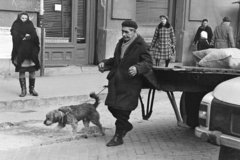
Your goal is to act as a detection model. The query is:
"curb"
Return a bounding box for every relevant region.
[0,93,107,110]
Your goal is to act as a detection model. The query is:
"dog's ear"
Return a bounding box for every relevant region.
[49,110,61,122]
[59,106,72,114]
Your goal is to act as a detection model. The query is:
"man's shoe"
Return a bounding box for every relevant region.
[122,124,133,137]
[106,134,123,147]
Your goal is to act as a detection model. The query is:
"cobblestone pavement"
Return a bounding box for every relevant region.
[0,91,219,160]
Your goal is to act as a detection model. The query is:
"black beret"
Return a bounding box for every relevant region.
[122,20,138,29]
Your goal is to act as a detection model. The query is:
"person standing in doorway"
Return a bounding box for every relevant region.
[98,20,153,147]
[193,19,213,50]
[150,15,176,67]
[11,12,40,97]
[211,16,235,48]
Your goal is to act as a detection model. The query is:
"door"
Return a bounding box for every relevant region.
[73,0,97,65]
[72,0,87,65]
[44,0,94,66]
[44,0,76,66]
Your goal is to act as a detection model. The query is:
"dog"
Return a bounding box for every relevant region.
[43,92,105,138]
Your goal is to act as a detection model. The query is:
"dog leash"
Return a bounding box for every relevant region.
[84,85,108,103]
[97,85,108,95]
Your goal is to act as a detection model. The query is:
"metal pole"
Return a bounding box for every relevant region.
[39,0,45,76]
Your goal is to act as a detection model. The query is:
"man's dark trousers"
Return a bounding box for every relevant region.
[108,106,133,133]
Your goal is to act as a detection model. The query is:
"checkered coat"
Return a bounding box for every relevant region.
[150,23,176,60]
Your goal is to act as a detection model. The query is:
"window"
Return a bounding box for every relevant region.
[136,0,169,27]
[44,0,72,41]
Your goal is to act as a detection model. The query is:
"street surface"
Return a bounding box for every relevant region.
[0,90,219,160]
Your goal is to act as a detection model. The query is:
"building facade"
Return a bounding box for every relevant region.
[97,0,240,66]
[0,0,239,75]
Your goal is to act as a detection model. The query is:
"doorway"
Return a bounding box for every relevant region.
[44,0,96,66]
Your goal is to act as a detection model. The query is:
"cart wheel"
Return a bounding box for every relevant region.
[180,92,187,123]
[180,92,207,129]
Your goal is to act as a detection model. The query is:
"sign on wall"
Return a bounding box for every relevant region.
[111,0,134,19]
[0,11,37,27]
[0,0,40,12]
[189,0,207,21]
[0,27,12,59]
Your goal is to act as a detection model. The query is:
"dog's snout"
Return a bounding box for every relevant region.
[44,120,53,126]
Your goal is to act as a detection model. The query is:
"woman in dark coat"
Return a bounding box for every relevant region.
[11,12,40,97]
[193,19,213,50]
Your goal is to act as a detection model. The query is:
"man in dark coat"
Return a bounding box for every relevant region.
[98,20,153,147]
[211,16,235,48]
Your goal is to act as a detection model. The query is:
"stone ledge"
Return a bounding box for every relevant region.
[0,93,107,110]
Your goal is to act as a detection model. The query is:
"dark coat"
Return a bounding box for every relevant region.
[193,25,213,44]
[11,12,40,71]
[103,35,153,111]
[197,38,214,51]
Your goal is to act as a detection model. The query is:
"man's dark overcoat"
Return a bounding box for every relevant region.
[11,12,40,72]
[103,35,153,111]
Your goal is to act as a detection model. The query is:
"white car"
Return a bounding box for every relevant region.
[195,77,240,160]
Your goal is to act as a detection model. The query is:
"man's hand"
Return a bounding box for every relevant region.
[98,62,105,73]
[128,66,137,77]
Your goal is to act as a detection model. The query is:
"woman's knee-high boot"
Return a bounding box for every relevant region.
[19,78,27,97]
[29,78,38,96]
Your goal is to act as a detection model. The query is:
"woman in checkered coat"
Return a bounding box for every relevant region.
[150,15,176,67]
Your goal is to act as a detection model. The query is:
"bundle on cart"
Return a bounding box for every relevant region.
[193,48,240,69]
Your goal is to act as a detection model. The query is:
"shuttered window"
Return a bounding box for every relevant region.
[136,0,169,27]
[44,0,72,38]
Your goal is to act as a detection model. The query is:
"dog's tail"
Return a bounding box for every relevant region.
[89,92,100,108]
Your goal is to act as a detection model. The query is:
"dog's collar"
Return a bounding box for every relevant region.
[58,110,65,123]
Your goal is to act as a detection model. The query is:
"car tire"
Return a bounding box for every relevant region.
[219,146,240,160]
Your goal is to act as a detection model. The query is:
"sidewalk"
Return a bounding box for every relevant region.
[0,63,182,123]
[0,71,108,106]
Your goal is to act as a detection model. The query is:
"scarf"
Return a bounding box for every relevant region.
[121,33,138,58]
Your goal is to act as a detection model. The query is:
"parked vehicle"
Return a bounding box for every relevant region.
[142,66,240,128]
[195,77,240,160]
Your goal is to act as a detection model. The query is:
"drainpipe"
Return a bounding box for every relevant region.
[233,1,240,47]
[39,0,45,76]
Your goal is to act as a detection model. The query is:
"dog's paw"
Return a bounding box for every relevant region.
[73,135,82,140]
